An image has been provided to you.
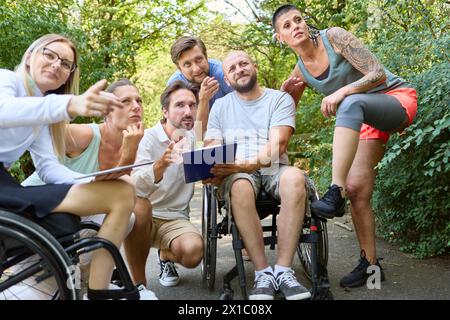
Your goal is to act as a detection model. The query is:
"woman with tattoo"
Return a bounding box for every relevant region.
[272,4,417,288]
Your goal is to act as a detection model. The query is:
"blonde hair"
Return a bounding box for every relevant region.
[16,34,80,160]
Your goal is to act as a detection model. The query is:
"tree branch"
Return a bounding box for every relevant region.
[136,3,204,44]
[223,0,257,24]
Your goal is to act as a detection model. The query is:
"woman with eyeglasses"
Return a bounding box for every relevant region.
[0,34,155,299]
[272,5,418,288]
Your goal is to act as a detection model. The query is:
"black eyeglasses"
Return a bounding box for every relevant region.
[41,47,77,73]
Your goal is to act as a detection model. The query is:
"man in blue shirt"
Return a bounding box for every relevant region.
[167,36,233,138]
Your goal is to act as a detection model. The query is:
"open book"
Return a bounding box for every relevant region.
[182,143,237,183]
[74,160,154,180]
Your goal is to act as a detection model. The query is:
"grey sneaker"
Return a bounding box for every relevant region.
[276,269,311,300]
[249,272,277,300]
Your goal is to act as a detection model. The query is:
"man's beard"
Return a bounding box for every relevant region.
[232,73,257,93]
[170,116,194,130]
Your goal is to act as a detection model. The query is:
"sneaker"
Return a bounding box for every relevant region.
[249,272,277,300]
[83,284,158,300]
[276,269,311,300]
[311,184,345,219]
[136,283,158,300]
[158,251,180,287]
[340,251,386,288]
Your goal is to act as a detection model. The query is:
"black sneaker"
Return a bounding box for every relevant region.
[276,269,311,300]
[158,250,180,287]
[340,251,386,288]
[311,184,345,219]
[249,272,277,300]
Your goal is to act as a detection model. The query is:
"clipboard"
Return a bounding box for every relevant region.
[74,160,154,180]
[182,143,237,183]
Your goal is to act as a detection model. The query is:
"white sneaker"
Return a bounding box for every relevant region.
[136,284,158,300]
[109,283,122,290]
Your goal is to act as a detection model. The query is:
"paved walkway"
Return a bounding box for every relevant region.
[145,184,450,300]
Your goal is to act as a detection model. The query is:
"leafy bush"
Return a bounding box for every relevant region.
[373,62,450,258]
[291,93,333,190]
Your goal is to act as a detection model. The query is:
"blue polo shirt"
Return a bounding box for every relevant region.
[167,59,233,108]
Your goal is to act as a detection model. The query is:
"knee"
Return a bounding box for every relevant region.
[338,95,365,112]
[112,181,136,213]
[179,238,203,268]
[133,197,152,221]
[345,180,371,206]
[336,95,365,125]
[230,179,254,203]
[279,168,306,199]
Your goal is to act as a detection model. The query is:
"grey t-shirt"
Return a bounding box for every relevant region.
[205,88,295,172]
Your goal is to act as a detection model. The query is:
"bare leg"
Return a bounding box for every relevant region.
[332,127,360,193]
[230,179,268,270]
[124,197,152,285]
[276,167,306,267]
[53,180,135,290]
[346,139,385,264]
[160,233,203,268]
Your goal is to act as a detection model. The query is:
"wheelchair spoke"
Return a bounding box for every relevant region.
[0,255,58,300]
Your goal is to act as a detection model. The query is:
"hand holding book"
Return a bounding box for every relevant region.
[182,143,237,183]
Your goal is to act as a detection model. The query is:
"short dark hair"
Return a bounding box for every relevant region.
[272,4,299,31]
[160,80,199,111]
[106,78,136,94]
[170,36,207,65]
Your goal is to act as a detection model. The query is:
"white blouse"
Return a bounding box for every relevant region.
[0,68,86,184]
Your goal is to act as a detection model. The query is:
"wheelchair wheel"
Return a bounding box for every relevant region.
[201,185,217,291]
[0,210,78,300]
[297,217,329,280]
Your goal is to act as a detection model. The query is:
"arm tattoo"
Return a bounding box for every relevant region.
[328,27,386,90]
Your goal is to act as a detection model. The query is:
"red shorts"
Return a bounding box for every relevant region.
[359,87,418,143]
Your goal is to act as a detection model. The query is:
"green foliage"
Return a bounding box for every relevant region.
[1,0,207,181]
[8,152,34,182]
[133,48,176,127]
[0,0,76,70]
[373,62,450,258]
[370,0,450,258]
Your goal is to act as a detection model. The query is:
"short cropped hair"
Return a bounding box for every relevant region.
[272,4,299,31]
[160,80,199,111]
[170,36,208,65]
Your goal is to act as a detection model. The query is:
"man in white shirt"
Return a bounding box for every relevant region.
[126,81,202,288]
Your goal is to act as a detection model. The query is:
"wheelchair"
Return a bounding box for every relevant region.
[0,208,139,300]
[201,177,332,300]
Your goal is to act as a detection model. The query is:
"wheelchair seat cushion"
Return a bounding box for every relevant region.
[257,189,278,202]
[33,213,81,239]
